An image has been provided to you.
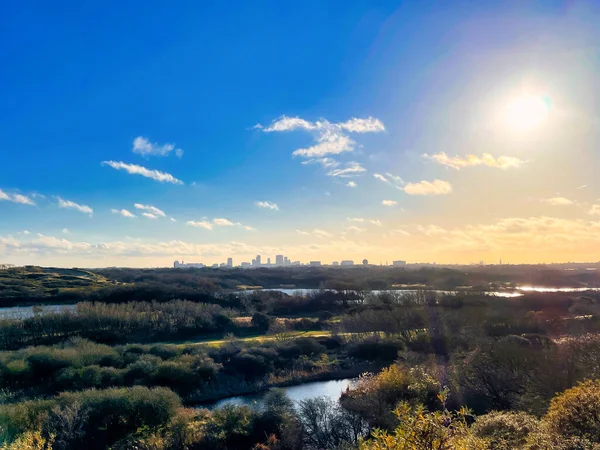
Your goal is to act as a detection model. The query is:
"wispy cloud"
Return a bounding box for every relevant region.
[374,172,405,186]
[213,218,234,226]
[187,220,213,230]
[589,205,600,216]
[370,219,382,226]
[187,218,254,230]
[255,201,279,210]
[577,184,588,190]
[296,229,333,238]
[327,161,366,178]
[134,203,166,217]
[301,158,340,168]
[102,161,183,184]
[402,179,452,196]
[423,152,524,170]
[133,136,183,158]
[346,225,366,233]
[170,217,177,222]
[62,228,70,234]
[346,181,357,188]
[257,115,384,159]
[0,189,35,206]
[382,200,398,206]
[390,229,411,236]
[142,213,158,219]
[542,197,574,206]
[111,209,136,218]
[57,197,93,216]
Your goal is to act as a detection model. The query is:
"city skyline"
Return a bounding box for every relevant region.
[2,2,600,267]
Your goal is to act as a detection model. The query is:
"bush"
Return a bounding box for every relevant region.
[347,337,405,361]
[472,411,540,449]
[543,379,600,445]
[0,386,181,450]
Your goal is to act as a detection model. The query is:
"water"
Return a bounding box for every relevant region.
[0,304,76,319]
[242,287,600,298]
[204,378,355,410]
[244,288,524,297]
[1,286,598,319]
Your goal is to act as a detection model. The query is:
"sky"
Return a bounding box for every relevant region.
[1,1,600,267]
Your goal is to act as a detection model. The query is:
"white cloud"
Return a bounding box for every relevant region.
[102,161,183,184]
[255,201,279,210]
[542,197,574,206]
[346,225,366,233]
[213,218,234,226]
[296,229,333,238]
[258,115,384,159]
[293,132,355,158]
[370,220,382,226]
[62,228,70,234]
[390,229,411,236]
[134,203,166,217]
[0,189,35,206]
[187,220,213,230]
[578,185,588,190]
[313,229,333,238]
[402,179,452,196]
[423,152,524,170]
[346,181,357,188]
[133,136,182,158]
[418,225,448,237]
[347,217,365,222]
[261,116,318,132]
[301,158,340,168]
[187,218,253,230]
[22,230,30,235]
[385,173,405,185]
[337,117,385,133]
[327,161,366,178]
[373,173,388,183]
[170,217,177,222]
[142,213,158,219]
[57,198,93,216]
[111,209,136,218]
[382,200,398,206]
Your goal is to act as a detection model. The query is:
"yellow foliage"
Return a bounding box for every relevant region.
[0,430,54,450]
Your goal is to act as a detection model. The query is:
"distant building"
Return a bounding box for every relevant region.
[227,257,233,268]
[340,260,354,267]
[331,261,339,266]
[393,260,407,267]
[174,260,205,269]
[253,255,261,267]
[309,261,322,267]
[211,263,219,268]
[267,257,271,265]
[241,262,251,268]
[276,255,284,266]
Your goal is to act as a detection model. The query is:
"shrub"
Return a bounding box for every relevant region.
[472,411,540,449]
[543,379,600,444]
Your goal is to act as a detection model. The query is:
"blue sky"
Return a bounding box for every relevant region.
[2,1,600,266]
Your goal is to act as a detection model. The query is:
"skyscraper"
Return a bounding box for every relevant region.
[255,255,261,266]
[276,255,284,266]
[226,257,233,268]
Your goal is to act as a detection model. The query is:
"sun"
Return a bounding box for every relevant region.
[504,93,550,132]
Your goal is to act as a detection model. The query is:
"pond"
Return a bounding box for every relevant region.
[0,304,76,319]
[202,378,356,410]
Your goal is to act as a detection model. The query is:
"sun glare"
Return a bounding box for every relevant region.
[504,93,550,132]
